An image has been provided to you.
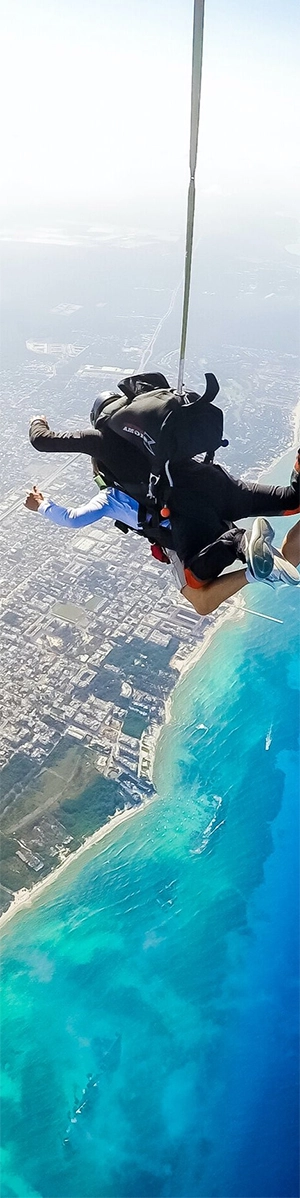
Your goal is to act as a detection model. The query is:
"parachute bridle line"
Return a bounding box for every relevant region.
[177,0,205,397]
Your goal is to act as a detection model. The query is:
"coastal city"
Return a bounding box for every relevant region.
[1,0,299,1187]
[0,238,299,918]
[0,436,213,915]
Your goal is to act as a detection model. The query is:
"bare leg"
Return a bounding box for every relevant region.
[281,521,300,567]
[182,521,300,616]
[182,569,248,616]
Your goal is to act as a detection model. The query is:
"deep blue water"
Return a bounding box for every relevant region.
[1,543,299,1198]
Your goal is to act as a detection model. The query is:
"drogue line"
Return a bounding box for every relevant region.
[241,607,284,624]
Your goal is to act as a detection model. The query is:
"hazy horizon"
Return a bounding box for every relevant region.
[1,0,299,230]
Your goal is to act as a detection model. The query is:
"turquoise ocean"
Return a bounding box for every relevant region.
[0,506,299,1198]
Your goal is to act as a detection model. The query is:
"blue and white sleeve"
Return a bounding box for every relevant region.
[38,493,111,529]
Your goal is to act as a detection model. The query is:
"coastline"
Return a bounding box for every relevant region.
[0,801,148,933]
[292,399,300,448]
[1,433,298,934]
[0,599,241,934]
[164,598,245,725]
[261,406,300,477]
[243,401,300,482]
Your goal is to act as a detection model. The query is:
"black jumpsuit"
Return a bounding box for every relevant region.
[29,421,299,581]
[168,459,299,580]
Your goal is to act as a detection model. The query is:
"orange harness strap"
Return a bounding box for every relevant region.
[283,506,300,517]
[184,567,206,589]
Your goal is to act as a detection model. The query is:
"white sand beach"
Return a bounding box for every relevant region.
[0,801,148,933]
[0,600,239,934]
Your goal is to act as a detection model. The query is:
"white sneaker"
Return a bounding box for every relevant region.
[246,518,299,586]
[246,517,275,581]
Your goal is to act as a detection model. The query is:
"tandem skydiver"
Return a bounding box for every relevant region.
[25,475,300,616]
[27,370,300,611]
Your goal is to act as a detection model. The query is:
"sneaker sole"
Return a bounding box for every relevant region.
[249,518,275,580]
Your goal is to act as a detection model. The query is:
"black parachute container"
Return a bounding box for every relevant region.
[90,370,227,505]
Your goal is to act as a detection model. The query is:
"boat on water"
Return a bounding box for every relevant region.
[265,724,273,751]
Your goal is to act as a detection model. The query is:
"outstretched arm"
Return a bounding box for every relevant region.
[24,483,140,530]
[25,485,111,528]
[29,416,105,457]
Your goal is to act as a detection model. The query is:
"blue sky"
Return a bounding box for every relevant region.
[0,0,299,223]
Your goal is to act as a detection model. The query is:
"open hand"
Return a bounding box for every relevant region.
[25,485,45,511]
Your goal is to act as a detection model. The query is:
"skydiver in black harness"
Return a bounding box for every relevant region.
[29,370,300,593]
